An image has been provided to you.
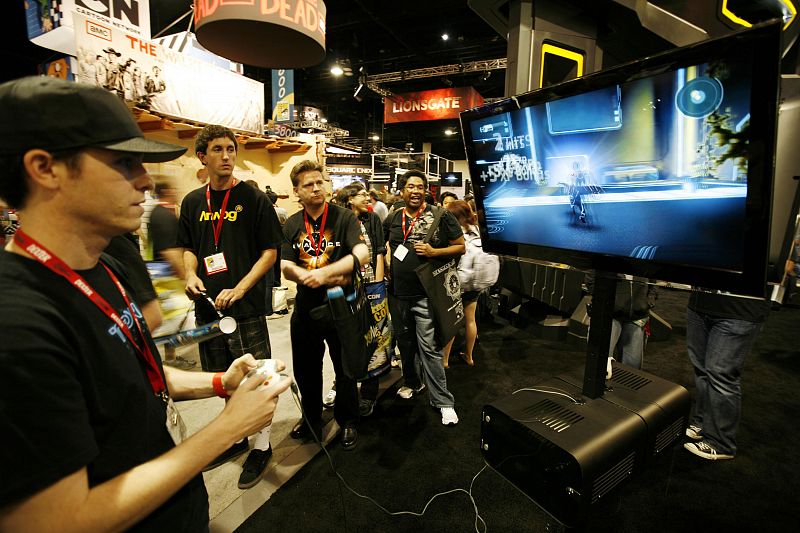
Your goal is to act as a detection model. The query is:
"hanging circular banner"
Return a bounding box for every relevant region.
[194,0,327,68]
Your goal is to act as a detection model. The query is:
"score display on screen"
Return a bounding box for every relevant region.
[461,23,781,296]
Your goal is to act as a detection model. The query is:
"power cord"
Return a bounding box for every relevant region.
[512,386,582,404]
[287,384,489,532]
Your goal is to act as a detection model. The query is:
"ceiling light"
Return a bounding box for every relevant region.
[320,118,328,123]
[371,134,380,141]
[441,33,449,41]
[330,64,344,76]
[444,129,456,136]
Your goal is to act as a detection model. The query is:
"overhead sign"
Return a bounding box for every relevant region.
[25,0,151,56]
[73,12,264,133]
[194,0,327,68]
[384,87,484,124]
[327,165,372,175]
[272,69,295,123]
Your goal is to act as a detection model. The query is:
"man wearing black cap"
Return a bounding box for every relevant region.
[0,77,290,531]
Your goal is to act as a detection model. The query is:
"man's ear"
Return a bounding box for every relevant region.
[22,149,64,193]
[196,151,206,165]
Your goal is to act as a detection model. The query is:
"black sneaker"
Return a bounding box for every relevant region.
[683,440,734,461]
[237,447,273,489]
[359,398,376,417]
[203,439,249,472]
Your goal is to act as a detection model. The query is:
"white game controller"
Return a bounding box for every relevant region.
[241,359,287,396]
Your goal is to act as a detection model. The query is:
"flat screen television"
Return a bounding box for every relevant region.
[460,22,782,297]
[441,171,463,187]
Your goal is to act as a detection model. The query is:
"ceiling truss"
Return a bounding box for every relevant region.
[365,58,508,96]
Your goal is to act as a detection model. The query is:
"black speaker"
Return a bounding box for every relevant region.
[481,365,689,527]
[558,362,690,472]
[675,76,724,118]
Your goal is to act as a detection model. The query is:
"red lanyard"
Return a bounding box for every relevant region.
[401,202,426,242]
[13,230,167,397]
[303,203,329,259]
[205,178,237,250]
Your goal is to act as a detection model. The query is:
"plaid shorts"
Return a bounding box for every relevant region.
[197,314,271,372]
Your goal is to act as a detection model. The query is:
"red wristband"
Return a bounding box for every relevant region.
[212,372,230,398]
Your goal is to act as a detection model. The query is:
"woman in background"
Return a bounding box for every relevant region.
[443,200,481,368]
[329,183,386,416]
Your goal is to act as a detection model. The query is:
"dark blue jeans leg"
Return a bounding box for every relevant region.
[389,295,422,390]
[687,308,762,455]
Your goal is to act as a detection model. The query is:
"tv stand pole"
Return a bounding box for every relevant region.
[582,271,618,399]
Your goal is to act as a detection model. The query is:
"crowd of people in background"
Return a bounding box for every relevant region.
[0,76,775,531]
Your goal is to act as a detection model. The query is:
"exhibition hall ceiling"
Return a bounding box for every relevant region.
[5,1,797,161]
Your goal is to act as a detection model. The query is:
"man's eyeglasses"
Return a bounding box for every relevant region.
[404,184,426,192]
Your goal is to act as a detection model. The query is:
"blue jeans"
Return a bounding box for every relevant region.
[686,308,762,455]
[610,318,647,369]
[389,295,455,408]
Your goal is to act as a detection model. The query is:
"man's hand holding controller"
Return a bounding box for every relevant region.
[217,357,292,443]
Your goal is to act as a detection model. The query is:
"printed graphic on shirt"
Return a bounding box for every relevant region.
[198,204,243,222]
[296,228,342,269]
[107,301,144,342]
[406,210,438,244]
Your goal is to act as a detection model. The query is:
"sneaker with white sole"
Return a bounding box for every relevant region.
[396,383,426,399]
[684,440,734,461]
[440,407,459,426]
[686,425,703,441]
[323,388,336,409]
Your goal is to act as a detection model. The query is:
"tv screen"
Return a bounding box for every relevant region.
[460,23,781,297]
[441,171,463,187]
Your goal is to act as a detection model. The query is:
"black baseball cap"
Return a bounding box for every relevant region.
[0,76,186,163]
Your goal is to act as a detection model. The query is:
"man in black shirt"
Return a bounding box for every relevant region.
[282,160,369,450]
[0,76,290,532]
[147,182,195,369]
[384,170,465,426]
[177,125,283,489]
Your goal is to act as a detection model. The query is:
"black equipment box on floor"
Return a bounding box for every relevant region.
[480,365,690,527]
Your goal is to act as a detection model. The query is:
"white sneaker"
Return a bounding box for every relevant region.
[323,388,336,408]
[441,407,459,426]
[686,425,702,441]
[396,383,425,399]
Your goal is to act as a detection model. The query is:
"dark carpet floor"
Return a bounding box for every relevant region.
[237,289,800,532]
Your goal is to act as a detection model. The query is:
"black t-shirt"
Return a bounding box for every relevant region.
[149,204,179,258]
[282,203,364,310]
[688,290,771,323]
[384,205,463,298]
[0,251,208,531]
[103,234,157,304]
[177,181,282,318]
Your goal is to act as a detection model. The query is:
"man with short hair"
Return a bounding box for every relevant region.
[369,189,389,222]
[282,160,369,450]
[439,191,458,209]
[148,181,193,369]
[0,76,289,531]
[177,124,284,488]
[384,170,465,425]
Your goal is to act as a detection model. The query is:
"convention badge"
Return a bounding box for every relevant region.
[204,252,228,275]
[165,397,187,445]
[393,244,409,262]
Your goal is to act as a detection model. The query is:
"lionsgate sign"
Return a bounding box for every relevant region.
[384,87,484,124]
